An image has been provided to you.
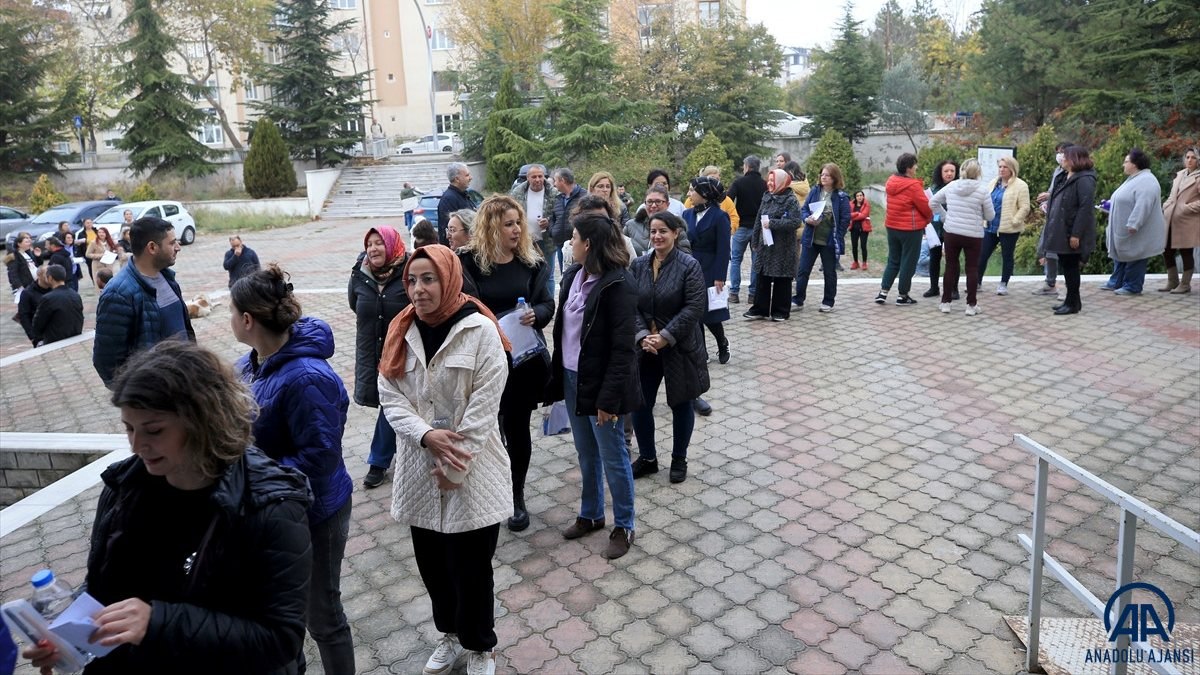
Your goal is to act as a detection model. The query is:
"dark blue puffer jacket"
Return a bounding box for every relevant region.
[237,317,352,524]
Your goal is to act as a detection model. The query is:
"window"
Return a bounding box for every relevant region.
[430,28,454,51]
[183,41,206,60]
[163,204,179,217]
[244,80,261,100]
[387,73,395,82]
[697,0,719,25]
[266,44,285,65]
[191,76,218,103]
[432,70,457,92]
[328,0,355,8]
[436,114,461,133]
[636,4,669,47]
[52,141,72,154]
[195,114,224,145]
[144,207,163,218]
[425,0,447,4]
[84,1,112,19]
[103,136,122,150]
[343,117,363,133]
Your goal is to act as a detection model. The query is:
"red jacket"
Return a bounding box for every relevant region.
[850,200,872,232]
[884,175,933,231]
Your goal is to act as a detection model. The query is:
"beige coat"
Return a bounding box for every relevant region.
[380,312,513,533]
[987,176,1031,233]
[1162,169,1200,249]
[85,239,127,280]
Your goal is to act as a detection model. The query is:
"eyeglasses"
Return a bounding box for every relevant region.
[645,199,667,206]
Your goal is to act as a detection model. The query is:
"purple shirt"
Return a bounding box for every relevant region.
[562,269,598,372]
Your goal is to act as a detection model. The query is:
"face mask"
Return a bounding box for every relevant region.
[1055,152,1064,164]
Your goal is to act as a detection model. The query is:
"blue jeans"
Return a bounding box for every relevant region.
[631,354,695,461]
[978,231,1019,284]
[540,238,558,298]
[366,407,397,469]
[1107,258,1149,293]
[729,227,757,298]
[309,500,355,675]
[564,370,635,530]
[793,244,838,307]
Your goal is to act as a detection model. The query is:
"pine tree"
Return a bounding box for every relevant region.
[803,5,881,144]
[111,0,220,178]
[804,129,863,194]
[684,132,734,183]
[0,9,77,175]
[244,118,298,198]
[1017,124,1059,198]
[253,0,369,167]
[484,69,538,192]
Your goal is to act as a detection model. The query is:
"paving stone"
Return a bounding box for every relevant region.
[680,623,735,661]
[712,643,771,674]
[787,648,847,674]
[611,618,666,656]
[819,627,878,670]
[640,639,699,674]
[893,632,953,673]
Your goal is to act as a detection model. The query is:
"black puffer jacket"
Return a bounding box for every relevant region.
[547,265,642,416]
[348,253,410,407]
[629,248,710,407]
[84,448,312,675]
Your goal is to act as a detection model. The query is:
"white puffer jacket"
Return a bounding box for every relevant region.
[380,312,513,533]
[930,178,996,238]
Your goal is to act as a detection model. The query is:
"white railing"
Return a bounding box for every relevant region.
[1015,434,1200,675]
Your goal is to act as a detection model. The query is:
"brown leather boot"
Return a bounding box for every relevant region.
[1159,267,1179,292]
[1171,269,1192,294]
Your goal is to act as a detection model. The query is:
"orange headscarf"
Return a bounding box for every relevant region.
[378,245,511,380]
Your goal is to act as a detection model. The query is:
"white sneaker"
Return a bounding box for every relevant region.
[424,634,464,674]
[965,304,981,316]
[466,650,496,675]
[939,303,951,313]
[818,304,834,313]
[996,283,1008,295]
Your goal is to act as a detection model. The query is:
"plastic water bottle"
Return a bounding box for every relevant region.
[30,570,74,621]
[515,297,528,315]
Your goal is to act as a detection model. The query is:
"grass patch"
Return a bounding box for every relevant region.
[191,207,308,234]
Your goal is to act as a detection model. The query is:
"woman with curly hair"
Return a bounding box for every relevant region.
[459,195,553,532]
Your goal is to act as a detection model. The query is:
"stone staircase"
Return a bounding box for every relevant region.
[321,160,454,218]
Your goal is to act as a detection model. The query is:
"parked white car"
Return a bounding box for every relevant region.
[396,133,460,155]
[93,200,198,245]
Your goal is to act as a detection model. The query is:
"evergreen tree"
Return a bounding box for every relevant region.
[0,9,78,175]
[544,0,650,163]
[878,56,929,153]
[28,174,68,213]
[804,5,881,144]
[111,0,220,178]
[1017,124,1060,198]
[1094,120,1150,205]
[805,129,862,193]
[484,69,539,192]
[683,132,734,183]
[253,0,369,167]
[914,139,967,189]
[244,117,298,198]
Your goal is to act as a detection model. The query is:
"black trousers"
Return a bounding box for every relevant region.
[411,524,501,652]
[1059,253,1082,310]
[750,275,792,319]
[850,226,869,262]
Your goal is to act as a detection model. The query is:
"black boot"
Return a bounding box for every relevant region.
[507,487,530,532]
[717,338,730,364]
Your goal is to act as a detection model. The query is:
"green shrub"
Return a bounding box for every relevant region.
[915,140,967,188]
[1018,124,1060,196]
[243,118,298,199]
[576,136,672,204]
[128,182,157,202]
[1013,223,1045,275]
[683,132,734,184]
[804,129,861,193]
[28,174,67,213]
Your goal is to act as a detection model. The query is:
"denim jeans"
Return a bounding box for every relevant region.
[309,500,355,675]
[540,238,558,298]
[366,407,397,469]
[793,243,838,307]
[1107,258,1149,293]
[631,354,695,461]
[729,227,757,298]
[978,231,1019,284]
[564,369,635,530]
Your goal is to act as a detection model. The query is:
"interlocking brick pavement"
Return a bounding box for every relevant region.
[1,218,1198,673]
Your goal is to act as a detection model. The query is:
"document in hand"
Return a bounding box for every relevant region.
[707,285,729,311]
[100,251,118,265]
[807,200,826,220]
[497,311,545,367]
[924,222,942,249]
[761,225,774,246]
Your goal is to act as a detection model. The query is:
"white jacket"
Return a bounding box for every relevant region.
[380,312,513,533]
[930,178,996,238]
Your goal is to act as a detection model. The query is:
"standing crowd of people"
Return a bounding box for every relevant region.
[15,143,1197,675]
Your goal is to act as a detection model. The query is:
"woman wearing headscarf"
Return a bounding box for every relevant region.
[1103,148,1166,295]
[377,245,512,675]
[349,225,412,488]
[683,175,731,364]
[1043,146,1098,315]
[795,163,851,312]
[745,168,802,321]
[1159,146,1199,293]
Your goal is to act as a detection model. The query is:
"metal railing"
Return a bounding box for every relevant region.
[1015,434,1200,675]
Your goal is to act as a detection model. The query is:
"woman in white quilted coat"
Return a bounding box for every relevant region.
[377,244,513,675]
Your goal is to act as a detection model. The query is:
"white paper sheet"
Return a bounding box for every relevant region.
[100,251,118,265]
[707,286,728,311]
[925,222,942,249]
[807,200,826,221]
[49,592,117,657]
[761,225,774,246]
[497,311,543,365]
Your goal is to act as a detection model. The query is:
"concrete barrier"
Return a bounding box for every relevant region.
[185,198,309,218]
[0,433,128,513]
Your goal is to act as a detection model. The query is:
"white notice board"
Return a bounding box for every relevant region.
[977,145,1016,185]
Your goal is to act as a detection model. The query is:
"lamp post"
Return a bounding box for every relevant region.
[410,0,439,143]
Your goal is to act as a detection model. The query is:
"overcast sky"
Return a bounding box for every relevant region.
[745,0,983,50]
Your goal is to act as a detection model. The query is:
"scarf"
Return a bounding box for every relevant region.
[378,245,511,380]
[364,226,407,283]
[769,169,793,194]
[690,176,725,213]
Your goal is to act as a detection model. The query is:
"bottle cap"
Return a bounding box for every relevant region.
[31,569,54,588]
[517,297,525,304]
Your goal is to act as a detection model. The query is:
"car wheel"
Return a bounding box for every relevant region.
[181,226,195,245]
[401,149,412,154]
[441,146,452,152]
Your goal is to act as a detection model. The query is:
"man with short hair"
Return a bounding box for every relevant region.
[550,167,587,277]
[511,163,559,294]
[223,235,261,288]
[437,162,475,245]
[44,237,75,288]
[17,265,52,344]
[727,155,767,304]
[31,264,84,347]
[93,216,194,386]
[105,189,121,202]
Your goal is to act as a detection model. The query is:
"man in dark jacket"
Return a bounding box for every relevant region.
[223,235,261,288]
[31,264,84,347]
[17,265,51,344]
[45,238,75,288]
[436,162,475,245]
[727,156,767,304]
[93,216,195,386]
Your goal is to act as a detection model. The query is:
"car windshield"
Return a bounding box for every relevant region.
[30,206,78,225]
[95,206,141,225]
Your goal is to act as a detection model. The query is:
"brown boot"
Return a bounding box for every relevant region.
[1171,269,1193,294]
[1159,267,1179,292]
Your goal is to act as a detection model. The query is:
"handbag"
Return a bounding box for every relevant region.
[541,401,571,436]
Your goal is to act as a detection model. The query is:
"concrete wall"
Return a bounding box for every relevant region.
[766,130,936,175]
[186,198,310,218]
[0,450,107,507]
[51,159,322,196]
[307,169,343,217]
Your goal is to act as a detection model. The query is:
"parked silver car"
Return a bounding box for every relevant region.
[0,205,32,248]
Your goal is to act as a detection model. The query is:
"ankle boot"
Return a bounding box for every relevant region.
[507,488,529,531]
[1159,267,1179,292]
[1171,269,1193,294]
[717,338,730,365]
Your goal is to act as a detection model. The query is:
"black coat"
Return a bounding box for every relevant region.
[17,282,48,344]
[32,285,84,346]
[550,185,587,246]
[1044,169,1098,259]
[727,170,767,228]
[6,250,37,292]
[629,248,710,407]
[84,448,312,675]
[348,254,410,407]
[48,248,76,289]
[547,265,642,416]
[223,246,261,288]
[437,185,476,244]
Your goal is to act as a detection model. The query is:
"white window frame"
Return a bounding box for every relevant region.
[430,27,454,51]
[697,0,719,25]
[195,115,224,145]
[436,114,461,133]
[328,0,355,8]
[103,136,122,150]
[52,141,72,154]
